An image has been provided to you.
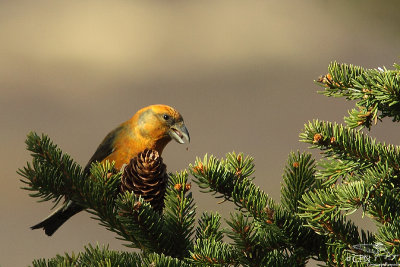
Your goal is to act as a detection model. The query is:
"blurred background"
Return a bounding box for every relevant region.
[1,1,399,266]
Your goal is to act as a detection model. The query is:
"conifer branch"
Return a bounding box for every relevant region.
[195,212,224,242]
[190,152,328,264]
[190,153,276,222]
[300,120,400,172]
[376,218,400,255]
[299,181,368,223]
[116,193,165,252]
[317,62,400,129]
[32,244,191,267]
[189,153,252,201]
[190,239,238,266]
[18,132,87,205]
[32,244,143,267]
[368,187,400,226]
[162,171,196,258]
[281,152,318,212]
[226,212,287,265]
[274,208,327,263]
[299,110,400,265]
[316,158,365,186]
[143,253,191,267]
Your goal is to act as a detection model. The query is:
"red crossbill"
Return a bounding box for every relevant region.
[31,104,190,236]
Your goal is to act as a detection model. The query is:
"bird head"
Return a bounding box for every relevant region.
[133,104,190,148]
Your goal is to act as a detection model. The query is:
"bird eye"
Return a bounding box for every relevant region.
[163,114,170,120]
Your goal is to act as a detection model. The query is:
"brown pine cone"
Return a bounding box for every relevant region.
[120,149,168,212]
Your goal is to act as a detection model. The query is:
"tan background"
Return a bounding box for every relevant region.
[1,1,400,266]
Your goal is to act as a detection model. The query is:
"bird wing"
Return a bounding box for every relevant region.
[83,125,125,174]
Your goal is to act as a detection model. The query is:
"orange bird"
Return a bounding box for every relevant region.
[31,104,190,236]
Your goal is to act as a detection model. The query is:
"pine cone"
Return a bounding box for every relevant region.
[120,149,168,212]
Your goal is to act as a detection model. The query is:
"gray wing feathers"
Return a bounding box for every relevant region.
[83,125,124,174]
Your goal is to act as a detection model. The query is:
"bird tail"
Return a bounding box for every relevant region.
[31,201,83,236]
